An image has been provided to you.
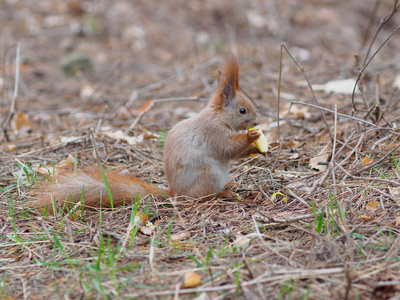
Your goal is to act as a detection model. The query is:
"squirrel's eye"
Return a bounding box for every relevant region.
[239,108,246,114]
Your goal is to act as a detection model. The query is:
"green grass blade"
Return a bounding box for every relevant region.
[99,165,113,210]
[316,206,325,233]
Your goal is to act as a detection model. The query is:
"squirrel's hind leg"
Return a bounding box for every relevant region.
[216,189,238,199]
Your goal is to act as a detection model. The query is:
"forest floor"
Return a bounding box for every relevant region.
[1,0,400,299]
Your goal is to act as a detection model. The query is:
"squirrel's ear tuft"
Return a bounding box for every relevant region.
[214,55,240,110]
[222,55,240,92]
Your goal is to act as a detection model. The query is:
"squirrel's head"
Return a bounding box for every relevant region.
[211,55,259,131]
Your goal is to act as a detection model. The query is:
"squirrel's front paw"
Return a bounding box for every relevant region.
[246,129,261,142]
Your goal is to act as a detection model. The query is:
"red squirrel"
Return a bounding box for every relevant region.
[31,56,262,209]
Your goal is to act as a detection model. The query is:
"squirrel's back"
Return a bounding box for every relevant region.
[164,109,231,198]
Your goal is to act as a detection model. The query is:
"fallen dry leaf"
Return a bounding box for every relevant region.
[362,155,372,165]
[171,232,189,241]
[135,212,148,224]
[366,201,379,211]
[360,214,374,220]
[271,192,288,202]
[391,187,400,196]
[232,234,251,246]
[12,111,33,132]
[140,225,156,236]
[5,144,17,152]
[59,136,84,144]
[36,154,76,174]
[309,143,331,172]
[396,215,400,226]
[103,129,144,145]
[137,98,153,112]
[70,210,81,221]
[245,9,269,28]
[131,212,148,228]
[58,154,76,168]
[117,98,154,116]
[393,74,400,89]
[183,272,201,288]
[281,103,311,119]
[80,84,94,98]
[286,140,298,148]
[311,78,358,95]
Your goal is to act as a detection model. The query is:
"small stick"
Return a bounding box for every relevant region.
[1,44,18,107]
[125,90,138,109]
[121,223,134,250]
[277,43,283,142]
[64,218,76,253]
[271,99,376,172]
[334,161,400,186]
[174,283,182,300]
[290,101,375,127]
[90,127,101,166]
[64,218,74,244]
[149,235,155,273]
[338,133,365,166]
[38,217,55,244]
[281,44,333,140]
[352,24,400,113]
[364,102,377,120]
[378,194,385,209]
[123,267,345,298]
[21,278,28,300]
[361,0,399,67]
[331,167,337,195]
[351,142,400,175]
[344,266,353,300]
[335,131,357,164]
[289,101,400,139]
[371,133,394,151]
[393,167,400,181]
[357,81,370,111]
[271,102,293,171]
[307,130,359,195]
[253,211,317,223]
[332,105,338,159]
[250,216,299,266]
[360,0,383,50]
[375,72,380,108]
[2,43,20,132]
[286,189,310,208]
[330,105,338,194]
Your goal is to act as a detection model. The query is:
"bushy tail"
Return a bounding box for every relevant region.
[29,167,169,210]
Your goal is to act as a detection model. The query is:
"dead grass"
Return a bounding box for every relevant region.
[1,0,400,299]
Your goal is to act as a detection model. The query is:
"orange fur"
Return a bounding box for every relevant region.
[30,167,169,210]
[223,55,240,91]
[214,55,240,111]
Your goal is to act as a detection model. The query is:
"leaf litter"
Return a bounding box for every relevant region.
[1,0,400,299]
